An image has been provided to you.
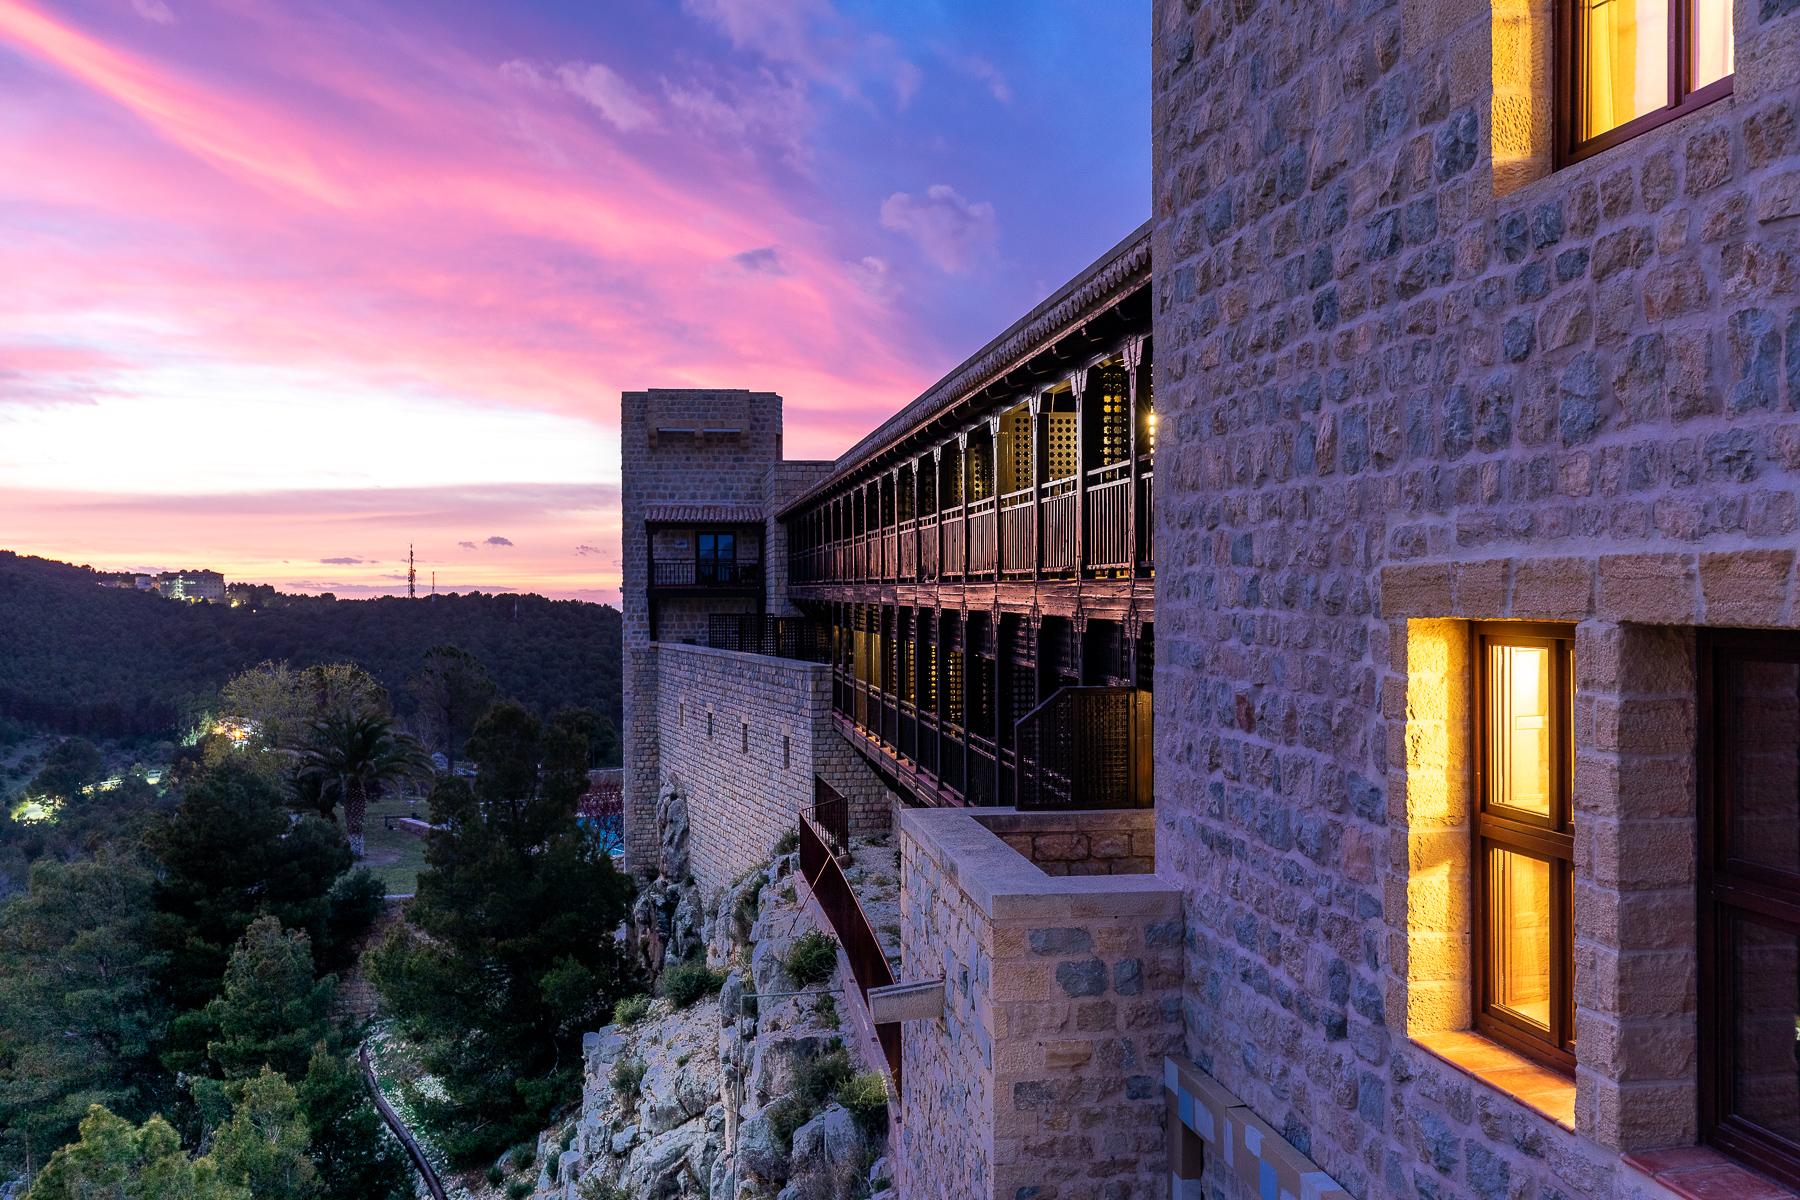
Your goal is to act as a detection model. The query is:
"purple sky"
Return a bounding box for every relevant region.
[0,0,1148,601]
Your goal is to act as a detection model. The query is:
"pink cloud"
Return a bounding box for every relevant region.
[879,184,998,274]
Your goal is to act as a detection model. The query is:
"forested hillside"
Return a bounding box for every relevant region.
[0,552,621,739]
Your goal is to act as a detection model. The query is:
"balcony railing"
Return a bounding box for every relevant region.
[651,558,763,589]
[942,511,966,578]
[707,614,829,661]
[1086,461,1133,573]
[799,789,902,1089]
[1015,686,1152,811]
[1040,477,1077,575]
[897,518,918,579]
[966,498,996,576]
[919,514,939,580]
[999,488,1034,577]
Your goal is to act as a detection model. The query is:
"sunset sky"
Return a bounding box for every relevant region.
[0,0,1148,602]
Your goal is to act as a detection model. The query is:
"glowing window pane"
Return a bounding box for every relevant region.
[1490,848,1555,1032]
[1488,643,1554,818]
[1690,0,1734,89]
[1581,0,1671,140]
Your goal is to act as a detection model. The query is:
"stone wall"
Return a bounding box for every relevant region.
[653,642,890,896]
[895,807,1182,1200]
[973,808,1157,876]
[1152,1,1800,1198]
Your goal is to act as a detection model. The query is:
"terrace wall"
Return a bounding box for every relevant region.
[1152,1,1800,1197]
[895,807,1182,1200]
[652,642,889,895]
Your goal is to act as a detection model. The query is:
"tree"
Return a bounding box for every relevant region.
[407,644,496,775]
[203,917,338,1083]
[371,702,636,1163]
[553,705,621,770]
[26,737,104,803]
[207,1070,320,1200]
[0,852,170,1175]
[24,1105,245,1200]
[297,713,430,857]
[148,760,352,1017]
[295,1047,411,1200]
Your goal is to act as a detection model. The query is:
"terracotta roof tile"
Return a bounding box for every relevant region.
[643,503,764,523]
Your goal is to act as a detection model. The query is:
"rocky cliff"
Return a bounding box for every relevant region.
[527,788,893,1200]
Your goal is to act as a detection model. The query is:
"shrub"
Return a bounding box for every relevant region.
[611,993,652,1026]
[783,930,838,988]
[792,1048,853,1110]
[611,1056,646,1102]
[579,1180,629,1200]
[657,958,725,1009]
[774,828,800,855]
[508,1143,536,1172]
[559,1125,576,1153]
[766,1095,809,1152]
[507,1180,532,1200]
[838,1070,889,1132]
[732,889,760,937]
[485,1164,506,1186]
[815,993,838,1029]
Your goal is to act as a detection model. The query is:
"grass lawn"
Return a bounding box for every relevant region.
[360,791,431,896]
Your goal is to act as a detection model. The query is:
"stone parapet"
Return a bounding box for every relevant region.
[895,806,1182,1200]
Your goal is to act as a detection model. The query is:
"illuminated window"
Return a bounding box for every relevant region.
[1474,624,1575,1071]
[1563,0,1733,164]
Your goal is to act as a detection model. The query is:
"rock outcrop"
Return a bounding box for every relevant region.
[532,853,888,1200]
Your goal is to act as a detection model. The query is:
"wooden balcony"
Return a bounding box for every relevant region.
[650,557,763,591]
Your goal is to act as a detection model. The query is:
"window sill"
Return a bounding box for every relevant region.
[1623,1147,1800,1200]
[1412,1029,1574,1131]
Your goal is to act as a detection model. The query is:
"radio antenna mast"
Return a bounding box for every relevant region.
[408,545,417,599]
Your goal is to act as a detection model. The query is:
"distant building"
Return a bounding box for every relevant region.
[155,570,225,603]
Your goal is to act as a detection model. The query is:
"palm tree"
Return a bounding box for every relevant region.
[297,712,431,857]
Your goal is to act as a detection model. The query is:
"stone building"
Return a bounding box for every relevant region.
[1150,1,1800,1198]
[617,2,1800,1197]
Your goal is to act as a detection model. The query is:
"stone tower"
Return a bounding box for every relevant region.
[619,389,785,875]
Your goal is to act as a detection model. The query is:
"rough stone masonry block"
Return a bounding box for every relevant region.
[1512,557,1596,620]
[1596,553,1699,623]
[1699,547,1796,625]
[1380,563,1455,616]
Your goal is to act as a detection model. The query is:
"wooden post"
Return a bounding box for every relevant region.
[1071,367,1090,579]
[1125,336,1147,575]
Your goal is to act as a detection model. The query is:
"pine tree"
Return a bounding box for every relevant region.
[371,702,636,1162]
[295,1047,412,1200]
[0,851,171,1175]
[204,917,338,1083]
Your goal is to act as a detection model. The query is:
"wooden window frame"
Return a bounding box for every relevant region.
[1556,0,1734,168]
[1698,629,1800,1191]
[1472,622,1577,1074]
